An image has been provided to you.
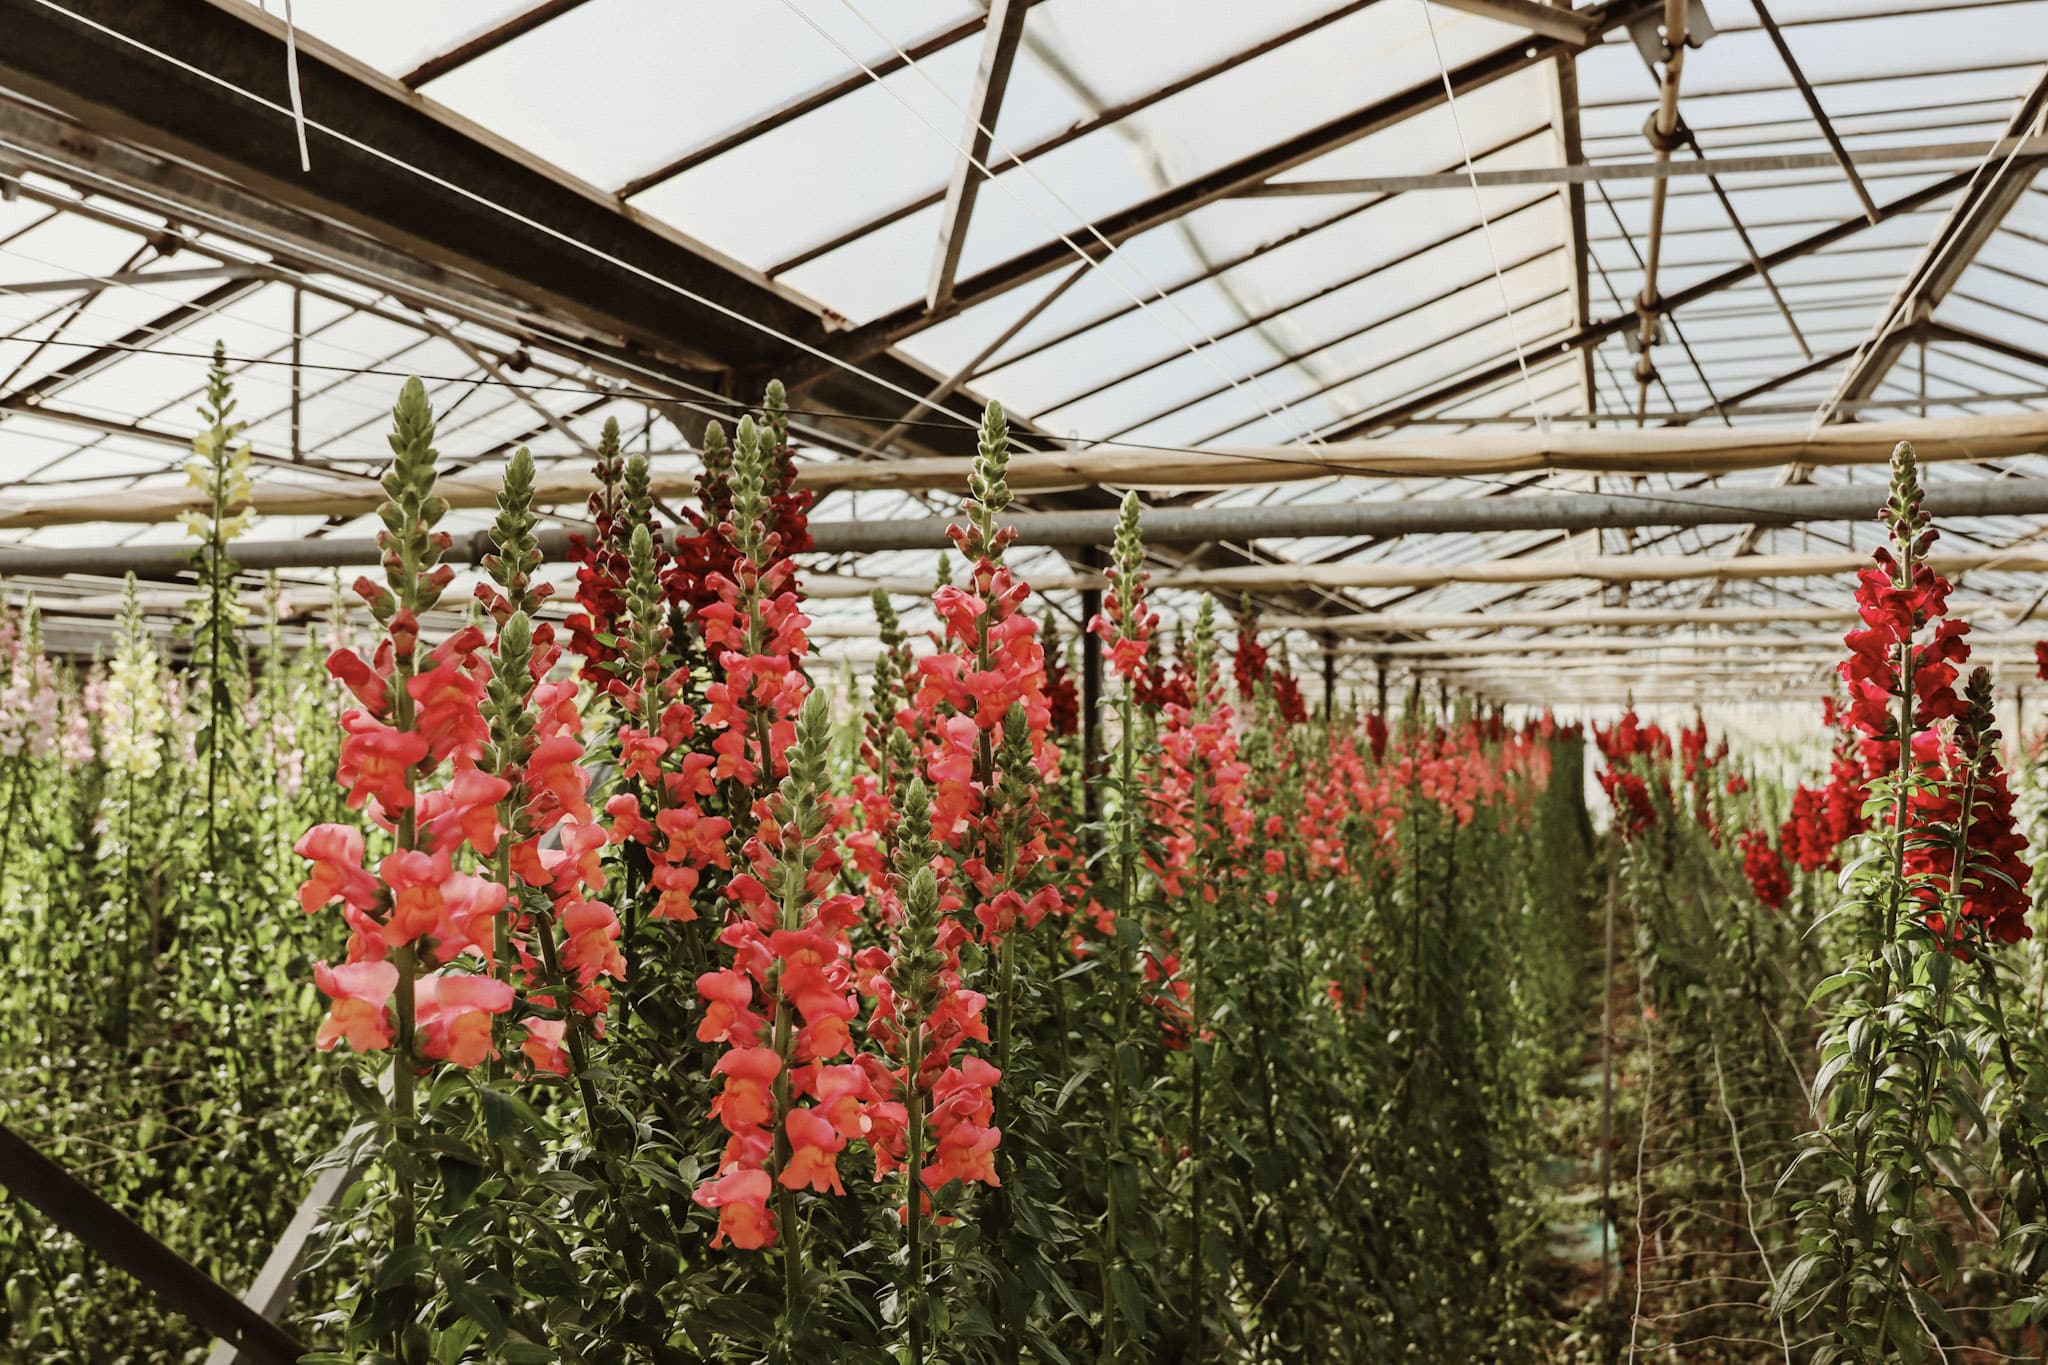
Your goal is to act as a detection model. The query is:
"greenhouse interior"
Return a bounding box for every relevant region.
[10,0,2048,1362]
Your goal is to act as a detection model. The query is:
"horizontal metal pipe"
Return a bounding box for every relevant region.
[804,476,2048,553]
[12,475,2048,579]
[1236,135,2048,196]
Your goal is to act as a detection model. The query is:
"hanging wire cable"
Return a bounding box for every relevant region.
[12,0,1000,433]
[777,0,1342,453]
[1417,0,1550,429]
[280,0,312,174]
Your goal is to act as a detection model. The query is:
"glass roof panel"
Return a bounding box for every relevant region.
[3,0,2047,671]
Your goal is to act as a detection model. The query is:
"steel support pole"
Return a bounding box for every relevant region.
[1322,632,1338,720]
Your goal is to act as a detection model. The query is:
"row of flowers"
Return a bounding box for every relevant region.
[278,379,1591,1360]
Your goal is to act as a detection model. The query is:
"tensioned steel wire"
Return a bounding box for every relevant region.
[786,0,1348,455]
[1415,0,1551,429]
[10,0,1007,438]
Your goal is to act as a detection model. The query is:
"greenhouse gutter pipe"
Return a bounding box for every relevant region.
[22,477,2048,579]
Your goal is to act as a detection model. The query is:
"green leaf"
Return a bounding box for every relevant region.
[372,1243,431,1292]
[434,1318,482,1365]
[439,1256,506,1340]
[1809,970,1865,1005]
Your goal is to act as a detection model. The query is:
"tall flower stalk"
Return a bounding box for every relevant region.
[1087,491,1155,1361]
[1781,441,2029,1361]
[183,344,256,1095]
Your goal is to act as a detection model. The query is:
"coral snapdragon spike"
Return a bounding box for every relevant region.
[472,447,619,1042]
[868,778,1000,1212]
[907,402,1064,943]
[298,378,519,1071]
[1089,492,1156,684]
[1146,595,1253,912]
[695,691,875,1252]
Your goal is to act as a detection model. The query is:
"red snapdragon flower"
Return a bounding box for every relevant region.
[1739,828,1789,909]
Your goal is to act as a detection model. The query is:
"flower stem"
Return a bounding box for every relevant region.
[903,1015,929,1365]
[1101,681,1137,1364]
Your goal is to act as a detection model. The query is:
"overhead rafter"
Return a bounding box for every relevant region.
[761,0,1388,279]
[1547,10,1596,423]
[1922,319,2048,376]
[777,0,1663,385]
[398,1,598,89]
[0,276,268,409]
[1819,68,2048,418]
[16,476,2048,577]
[0,263,269,295]
[1686,68,2048,603]
[926,0,1032,312]
[1315,162,2040,439]
[1748,0,1878,221]
[982,125,1550,383]
[0,0,977,449]
[17,408,2048,529]
[614,2,1055,200]
[0,5,1381,627]
[1430,0,1600,43]
[1232,136,2048,195]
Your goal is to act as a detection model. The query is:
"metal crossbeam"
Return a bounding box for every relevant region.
[1315,163,2030,439]
[0,1123,308,1365]
[1430,0,1601,43]
[1233,135,2048,195]
[399,0,597,88]
[614,3,1054,200]
[1822,70,2048,416]
[927,0,1032,311]
[0,263,268,295]
[787,0,1661,381]
[761,0,1386,278]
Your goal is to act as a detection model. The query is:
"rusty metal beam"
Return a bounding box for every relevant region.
[927,0,1032,311]
[399,0,597,89]
[780,0,1661,386]
[1314,162,2024,440]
